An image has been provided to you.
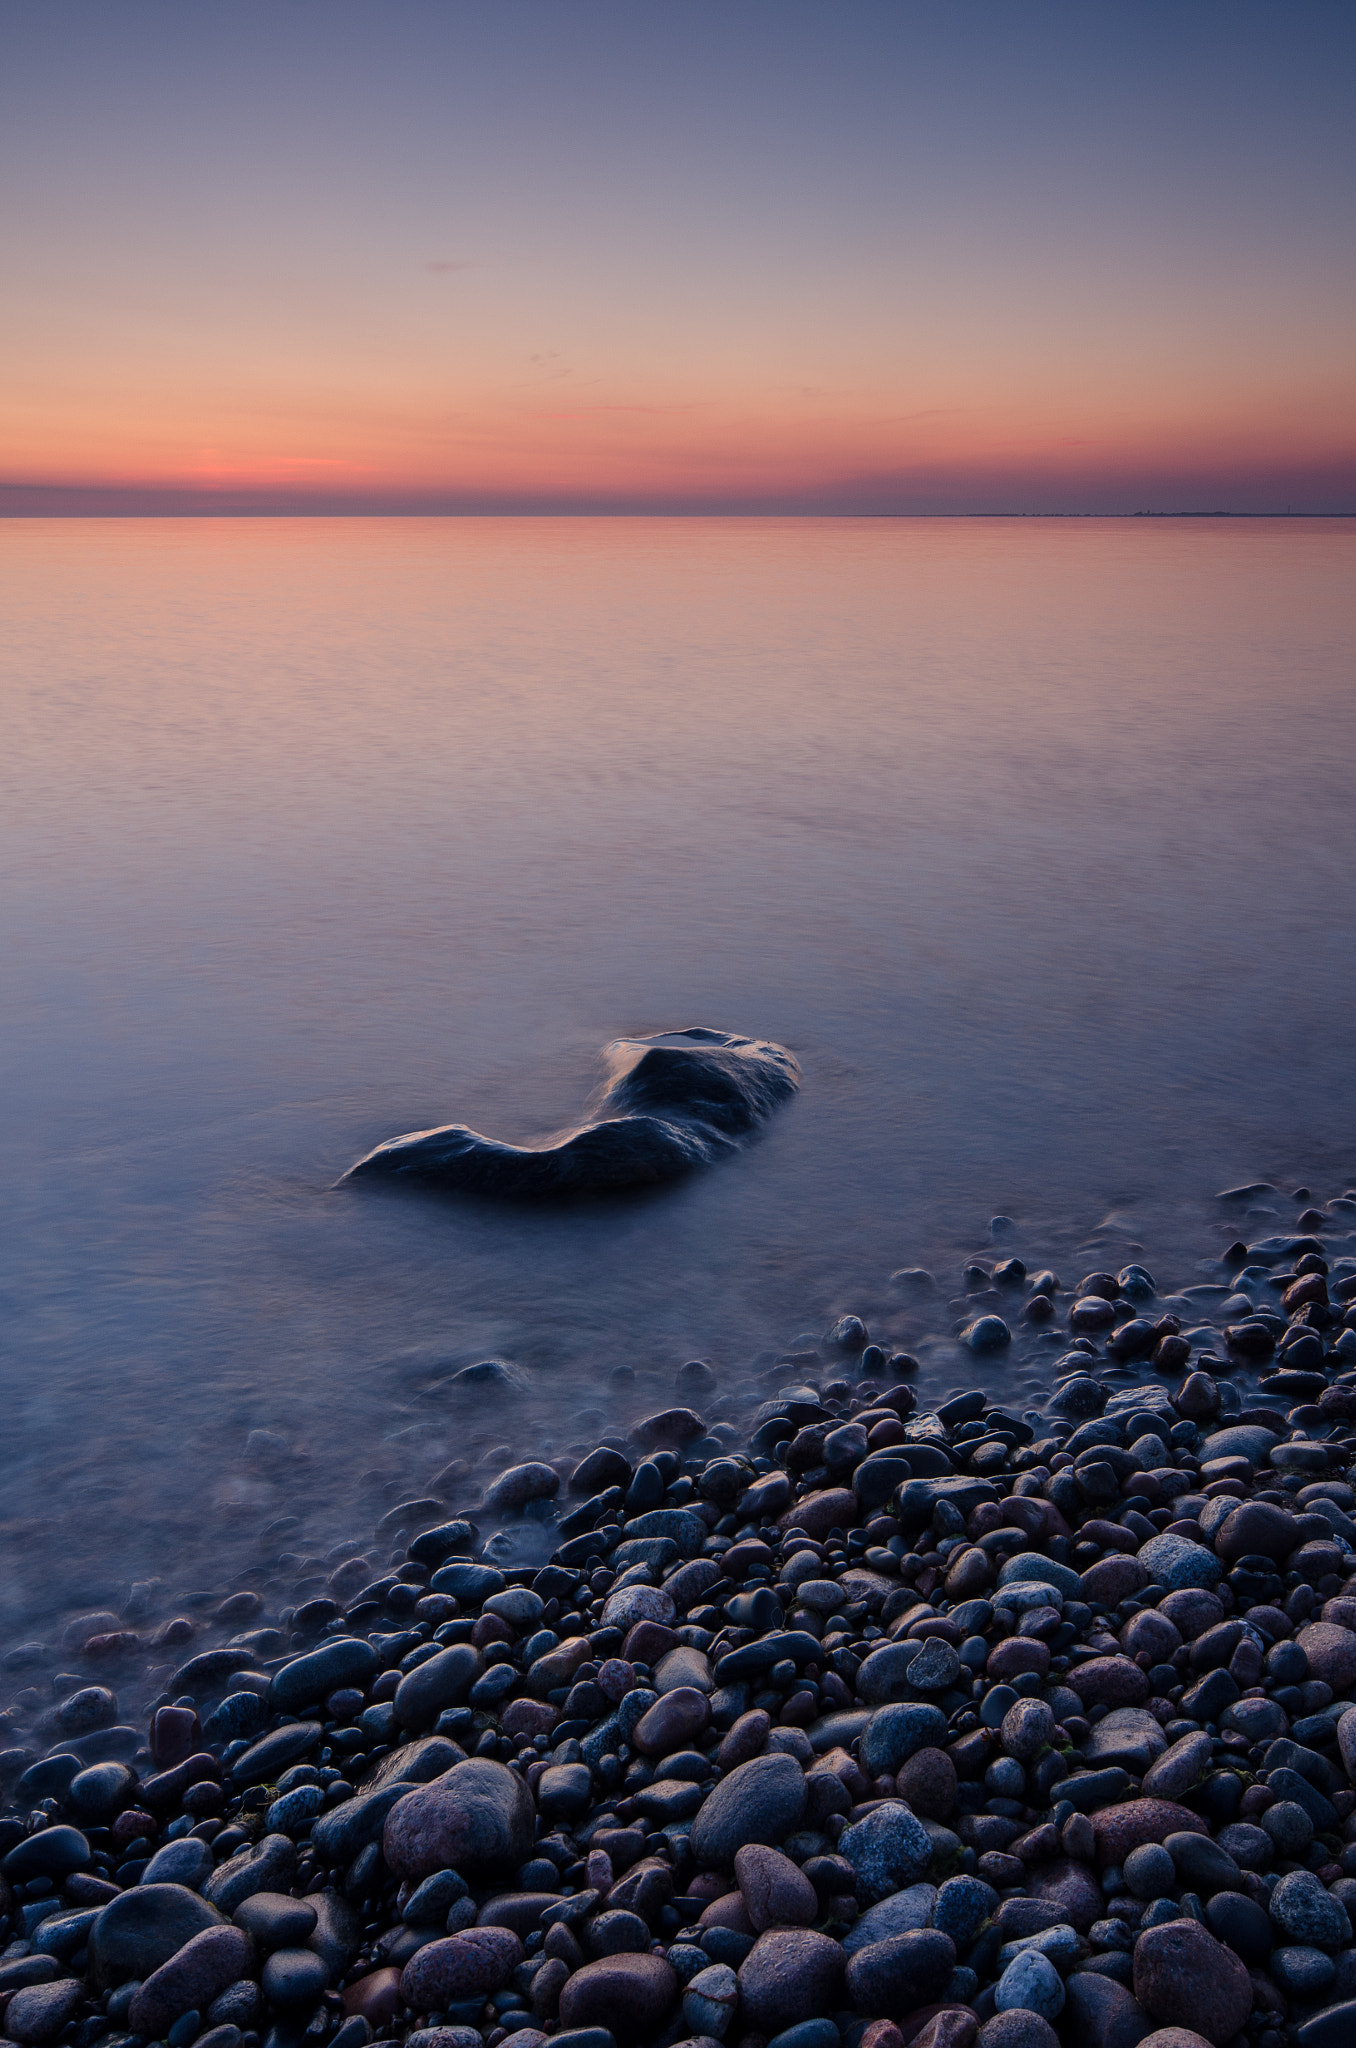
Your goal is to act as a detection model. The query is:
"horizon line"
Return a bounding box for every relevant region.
[3,507,1353,521]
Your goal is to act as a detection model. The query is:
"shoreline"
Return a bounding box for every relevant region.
[3,1214,1356,2048]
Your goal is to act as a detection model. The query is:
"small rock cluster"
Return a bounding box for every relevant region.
[4,1228,1356,2048]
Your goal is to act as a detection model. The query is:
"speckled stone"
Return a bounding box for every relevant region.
[1132,1920,1251,2045]
[736,1930,845,2035]
[1137,1536,1222,1592]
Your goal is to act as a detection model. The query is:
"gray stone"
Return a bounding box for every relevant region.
[1269,1870,1352,1951]
[838,1801,934,1903]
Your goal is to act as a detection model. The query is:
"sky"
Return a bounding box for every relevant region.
[1,1,1353,514]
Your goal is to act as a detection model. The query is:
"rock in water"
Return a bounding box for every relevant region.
[344,1028,799,1196]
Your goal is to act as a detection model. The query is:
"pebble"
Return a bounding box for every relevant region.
[736,1929,845,2034]
[1132,1920,1253,2045]
[994,1948,1064,2021]
[845,1928,957,2016]
[7,1215,1356,2048]
[383,1759,535,1878]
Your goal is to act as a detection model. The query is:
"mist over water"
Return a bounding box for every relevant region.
[2,515,1354,1647]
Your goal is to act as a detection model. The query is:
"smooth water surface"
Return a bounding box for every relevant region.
[2,516,1354,1639]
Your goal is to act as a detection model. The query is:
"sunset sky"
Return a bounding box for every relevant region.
[2,1,1353,514]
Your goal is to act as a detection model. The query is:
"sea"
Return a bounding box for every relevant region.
[3,515,1354,1641]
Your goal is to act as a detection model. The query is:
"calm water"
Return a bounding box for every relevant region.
[2,516,1354,1645]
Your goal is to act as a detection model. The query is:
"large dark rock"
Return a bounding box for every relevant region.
[844,1928,956,2016]
[344,1028,799,1196]
[556,1952,678,2043]
[689,1752,807,1870]
[382,1760,534,1879]
[88,1883,224,1989]
[736,1930,845,2034]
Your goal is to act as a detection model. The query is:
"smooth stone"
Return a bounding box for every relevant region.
[734,1845,817,1931]
[860,1704,950,1776]
[555,1952,679,2044]
[689,1753,808,1870]
[933,1876,999,1948]
[1141,1734,1213,1801]
[232,1893,318,1950]
[846,1929,957,2017]
[142,1839,215,1891]
[976,2015,1060,2048]
[261,1947,331,2008]
[394,1647,484,1731]
[1131,1921,1251,2045]
[1163,1832,1242,1897]
[3,1981,84,2044]
[345,1029,798,1196]
[269,1640,379,1712]
[1083,1710,1167,1774]
[1060,1971,1154,2048]
[633,1688,710,1757]
[89,1883,225,1989]
[843,1886,938,1955]
[997,1554,1084,1601]
[1202,1891,1273,1966]
[1069,1659,1150,1710]
[129,1926,255,2037]
[483,1463,560,1513]
[383,1760,535,1879]
[230,1723,324,1787]
[995,1949,1064,2022]
[400,1927,524,2006]
[1269,1869,1352,1950]
[1029,1860,1103,1936]
[1297,1622,1356,1692]
[736,1930,845,2036]
[2,1826,90,1884]
[202,1835,299,1908]
[1136,1537,1222,1592]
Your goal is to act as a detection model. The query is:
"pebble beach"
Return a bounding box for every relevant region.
[5,1190,1356,2048]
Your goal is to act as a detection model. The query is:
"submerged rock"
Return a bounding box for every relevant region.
[344,1028,799,1196]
